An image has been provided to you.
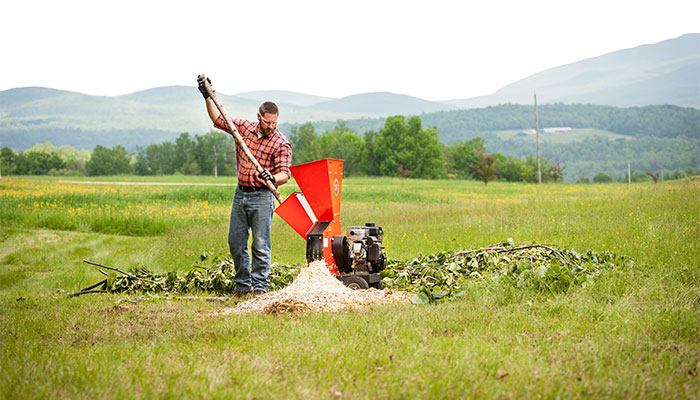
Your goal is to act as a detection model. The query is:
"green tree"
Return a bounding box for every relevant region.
[593,172,613,183]
[317,125,366,176]
[0,147,17,175]
[520,159,536,183]
[469,150,499,184]
[372,115,445,179]
[180,159,202,175]
[195,131,235,176]
[14,151,65,175]
[519,155,553,183]
[86,145,132,176]
[445,138,485,179]
[24,142,89,175]
[289,123,320,165]
[58,145,90,175]
[623,170,649,183]
[493,153,525,182]
[134,142,179,175]
[547,162,565,183]
[362,130,380,176]
[135,131,235,176]
[175,133,197,174]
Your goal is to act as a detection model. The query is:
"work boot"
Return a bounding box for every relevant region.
[232,290,252,299]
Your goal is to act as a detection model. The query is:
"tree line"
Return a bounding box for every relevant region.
[0,131,236,177]
[284,103,700,143]
[1,115,696,184]
[289,117,569,183]
[428,103,700,141]
[481,134,700,182]
[0,116,556,183]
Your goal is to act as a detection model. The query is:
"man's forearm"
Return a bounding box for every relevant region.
[273,172,289,186]
[205,98,221,123]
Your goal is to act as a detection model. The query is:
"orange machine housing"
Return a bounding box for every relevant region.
[274,158,344,274]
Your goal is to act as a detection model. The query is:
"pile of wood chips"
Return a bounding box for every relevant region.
[221,261,412,315]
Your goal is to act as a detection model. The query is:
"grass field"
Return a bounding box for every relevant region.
[1,175,699,398]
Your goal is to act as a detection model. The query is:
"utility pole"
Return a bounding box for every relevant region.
[628,162,631,185]
[535,93,541,184]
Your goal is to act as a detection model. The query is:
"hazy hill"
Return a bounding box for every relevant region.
[235,90,331,107]
[118,85,202,104]
[0,87,69,108]
[0,88,447,150]
[299,103,700,143]
[310,92,458,116]
[1,34,698,150]
[445,33,700,108]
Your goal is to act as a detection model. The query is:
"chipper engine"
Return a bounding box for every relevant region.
[275,158,386,289]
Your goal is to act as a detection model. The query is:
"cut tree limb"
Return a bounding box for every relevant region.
[453,243,583,269]
[198,74,283,204]
[82,259,158,284]
[78,279,107,292]
[68,289,107,298]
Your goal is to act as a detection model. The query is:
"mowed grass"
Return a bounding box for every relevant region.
[0,175,699,398]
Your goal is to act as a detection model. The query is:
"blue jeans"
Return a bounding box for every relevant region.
[228,188,275,293]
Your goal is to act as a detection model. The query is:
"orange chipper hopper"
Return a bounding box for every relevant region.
[274,158,344,274]
[274,158,387,289]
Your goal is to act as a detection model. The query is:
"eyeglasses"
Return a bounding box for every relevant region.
[259,114,277,127]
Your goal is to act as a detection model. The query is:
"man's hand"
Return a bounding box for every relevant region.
[197,75,212,99]
[258,169,276,184]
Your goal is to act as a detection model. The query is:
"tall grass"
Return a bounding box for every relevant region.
[0,176,698,398]
[0,178,233,236]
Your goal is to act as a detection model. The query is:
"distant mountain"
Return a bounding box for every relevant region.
[445,33,700,108]
[0,87,70,108]
[235,90,331,107]
[118,85,202,104]
[0,85,381,150]
[0,87,453,150]
[1,34,698,150]
[310,92,458,116]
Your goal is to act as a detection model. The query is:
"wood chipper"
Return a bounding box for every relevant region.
[275,158,386,289]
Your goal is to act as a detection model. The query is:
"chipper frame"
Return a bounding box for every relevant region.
[275,159,386,289]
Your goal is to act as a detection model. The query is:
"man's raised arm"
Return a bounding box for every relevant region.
[197,75,221,123]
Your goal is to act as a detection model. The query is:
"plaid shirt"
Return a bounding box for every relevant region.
[214,116,292,187]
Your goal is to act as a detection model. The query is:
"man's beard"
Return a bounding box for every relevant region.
[260,125,273,136]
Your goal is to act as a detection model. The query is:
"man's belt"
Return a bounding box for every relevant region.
[238,185,268,192]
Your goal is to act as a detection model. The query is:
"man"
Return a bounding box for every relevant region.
[197,76,292,297]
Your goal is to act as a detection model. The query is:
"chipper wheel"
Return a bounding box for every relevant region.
[342,275,369,290]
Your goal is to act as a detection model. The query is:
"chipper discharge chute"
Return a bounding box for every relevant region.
[274,158,386,289]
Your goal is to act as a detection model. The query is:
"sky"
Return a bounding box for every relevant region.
[1,0,698,101]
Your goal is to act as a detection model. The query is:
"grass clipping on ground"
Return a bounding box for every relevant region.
[222,261,412,315]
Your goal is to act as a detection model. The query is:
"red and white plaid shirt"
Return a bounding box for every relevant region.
[214,116,292,187]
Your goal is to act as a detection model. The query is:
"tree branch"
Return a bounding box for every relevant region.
[82,259,158,284]
[68,289,106,298]
[78,279,107,292]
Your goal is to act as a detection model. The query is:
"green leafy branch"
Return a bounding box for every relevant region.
[68,258,300,298]
[69,240,633,305]
[381,239,634,304]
